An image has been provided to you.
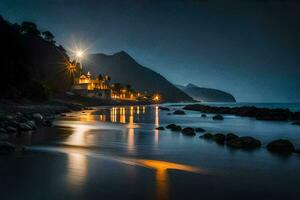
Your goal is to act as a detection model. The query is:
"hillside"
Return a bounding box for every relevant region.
[177,84,236,102]
[83,51,193,102]
[0,16,72,100]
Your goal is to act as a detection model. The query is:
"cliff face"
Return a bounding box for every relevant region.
[177,84,236,102]
[83,51,193,102]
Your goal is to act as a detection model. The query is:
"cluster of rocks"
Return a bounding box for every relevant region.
[156,124,206,136]
[200,133,261,149]
[200,132,299,154]
[183,104,300,122]
[156,123,299,155]
[0,102,85,155]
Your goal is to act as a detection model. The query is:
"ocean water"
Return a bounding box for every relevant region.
[0,104,300,200]
[167,102,300,112]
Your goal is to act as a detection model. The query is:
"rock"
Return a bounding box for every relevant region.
[43,119,53,127]
[267,139,295,154]
[201,114,207,117]
[166,124,177,129]
[155,126,165,130]
[171,125,182,132]
[6,115,14,120]
[0,134,9,140]
[32,113,43,121]
[173,110,185,115]
[294,149,300,154]
[292,121,300,126]
[200,133,213,139]
[18,123,32,131]
[0,142,15,155]
[212,114,224,120]
[26,121,36,129]
[226,133,239,141]
[6,120,19,127]
[181,127,196,136]
[227,136,261,149]
[195,127,206,132]
[159,106,170,111]
[6,126,17,133]
[0,128,7,133]
[60,113,67,117]
[16,112,23,117]
[213,133,226,144]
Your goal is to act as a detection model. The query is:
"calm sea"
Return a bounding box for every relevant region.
[0,104,300,200]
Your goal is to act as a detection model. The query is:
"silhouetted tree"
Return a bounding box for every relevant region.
[112,83,122,93]
[97,74,103,80]
[42,31,55,43]
[20,21,40,36]
[126,84,132,92]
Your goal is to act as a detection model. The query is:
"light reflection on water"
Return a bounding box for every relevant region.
[6,104,300,200]
[52,105,207,200]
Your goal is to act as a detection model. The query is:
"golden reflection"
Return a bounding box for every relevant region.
[79,111,94,122]
[154,106,159,146]
[142,106,146,113]
[99,114,106,122]
[136,159,202,200]
[67,124,89,146]
[67,153,88,188]
[119,158,204,200]
[127,106,135,153]
[137,106,140,114]
[120,107,126,123]
[110,107,117,122]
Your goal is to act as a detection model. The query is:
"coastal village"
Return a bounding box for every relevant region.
[71,70,160,102]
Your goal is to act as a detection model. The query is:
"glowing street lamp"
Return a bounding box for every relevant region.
[153,94,160,102]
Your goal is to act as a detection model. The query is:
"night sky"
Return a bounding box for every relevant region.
[1,0,300,102]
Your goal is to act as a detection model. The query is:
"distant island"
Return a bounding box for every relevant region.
[176,84,236,102]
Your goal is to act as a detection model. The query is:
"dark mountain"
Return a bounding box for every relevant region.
[83,51,193,102]
[176,83,236,102]
[0,16,72,100]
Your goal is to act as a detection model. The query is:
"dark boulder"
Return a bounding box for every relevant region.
[226,133,239,141]
[173,110,185,115]
[267,139,295,154]
[0,142,15,155]
[32,113,43,122]
[0,134,9,141]
[159,106,170,111]
[201,114,207,117]
[171,125,182,132]
[18,123,32,131]
[213,114,224,120]
[292,121,300,126]
[155,126,165,130]
[227,136,261,149]
[181,127,196,136]
[195,127,206,133]
[166,124,177,129]
[200,133,213,139]
[294,149,300,154]
[6,126,17,133]
[213,133,226,144]
[0,128,7,133]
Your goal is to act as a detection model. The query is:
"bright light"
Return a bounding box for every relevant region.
[76,50,83,58]
[153,94,160,102]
